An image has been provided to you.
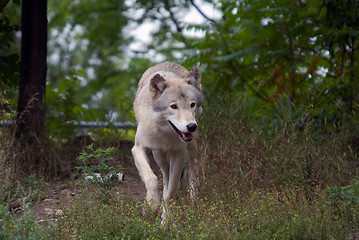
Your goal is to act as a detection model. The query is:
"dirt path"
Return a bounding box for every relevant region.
[29,143,163,223]
[31,172,146,223]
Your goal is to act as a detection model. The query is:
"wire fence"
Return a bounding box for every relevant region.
[0,120,137,129]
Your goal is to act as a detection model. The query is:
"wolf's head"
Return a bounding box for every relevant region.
[150,67,204,142]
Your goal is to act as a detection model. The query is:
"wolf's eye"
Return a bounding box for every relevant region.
[190,102,196,108]
[170,104,178,109]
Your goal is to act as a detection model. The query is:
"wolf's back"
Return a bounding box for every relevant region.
[138,62,190,90]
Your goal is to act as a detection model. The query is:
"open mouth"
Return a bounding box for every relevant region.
[168,121,192,142]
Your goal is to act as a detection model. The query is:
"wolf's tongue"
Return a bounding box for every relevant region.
[181,132,192,141]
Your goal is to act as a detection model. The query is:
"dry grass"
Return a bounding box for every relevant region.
[196,95,358,196]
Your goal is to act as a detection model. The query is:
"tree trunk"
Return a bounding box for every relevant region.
[16,0,47,143]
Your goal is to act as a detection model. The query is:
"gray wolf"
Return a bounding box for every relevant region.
[131,62,204,220]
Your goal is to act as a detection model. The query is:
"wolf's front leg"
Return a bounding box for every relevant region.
[187,140,198,199]
[160,150,185,224]
[132,144,160,206]
[153,150,169,198]
[165,150,185,203]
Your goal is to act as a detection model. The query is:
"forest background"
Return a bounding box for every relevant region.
[0,0,359,239]
[2,0,357,138]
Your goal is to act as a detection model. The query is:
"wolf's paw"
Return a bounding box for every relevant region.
[160,211,177,228]
[142,199,160,218]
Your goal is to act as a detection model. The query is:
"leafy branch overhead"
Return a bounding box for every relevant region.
[1,0,358,134]
[34,0,359,130]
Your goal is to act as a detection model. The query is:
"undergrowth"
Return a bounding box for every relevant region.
[1,185,358,239]
[0,96,358,239]
[197,95,358,194]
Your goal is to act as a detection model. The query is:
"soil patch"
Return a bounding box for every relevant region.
[27,142,163,223]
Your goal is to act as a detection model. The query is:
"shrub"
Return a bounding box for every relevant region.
[197,95,358,195]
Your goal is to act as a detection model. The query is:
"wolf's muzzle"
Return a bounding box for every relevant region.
[168,120,194,142]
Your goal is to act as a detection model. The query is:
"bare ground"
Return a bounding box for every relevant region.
[31,174,146,223]
[23,141,157,223]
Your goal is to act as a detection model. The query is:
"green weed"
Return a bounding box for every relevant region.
[327,175,359,229]
[0,202,44,240]
[76,144,124,202]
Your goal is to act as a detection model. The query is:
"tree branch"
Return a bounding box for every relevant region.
[164,0,183,33]
[190,0,282,116]
[0,0,10,12]
[189,0,218,27]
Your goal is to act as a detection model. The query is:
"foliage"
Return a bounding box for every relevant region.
[0,3,20,91]
[1,186,357,239]
[2,0,358,135]
[45,71,90,138]
[196,95,358,194]
[17,185,358,239]
[0,203,44,240]
[327,174,359,226]
[46,0,141,123]
[328,175,359,205]
[76,144,122,176]
[0,127,82,195]
[0,158,47,205]
[45,196,174,239]
[44,98,359,239]
[143,0,359,130]
[0,1,20,117]
[0,1,359,237]
[0,95,357,239]
[76,144,124,201]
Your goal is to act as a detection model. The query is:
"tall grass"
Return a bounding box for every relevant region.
[196,95,358,195]
[9,186,356,239]
[1,95,359,239]
[2,187,357,239]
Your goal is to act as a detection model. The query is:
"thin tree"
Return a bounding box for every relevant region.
[16,0,47,143]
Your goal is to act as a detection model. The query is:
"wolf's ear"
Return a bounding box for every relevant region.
[150,74,167,98]
[186,66,202,91]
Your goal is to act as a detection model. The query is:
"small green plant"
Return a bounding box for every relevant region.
[327,176,359,205]
[327,174,359,227]
[76,144,124,200]
[0,202,44,240]
[0,171,46,207]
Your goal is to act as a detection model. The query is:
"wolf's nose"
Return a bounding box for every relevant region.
[186,123,197,133]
